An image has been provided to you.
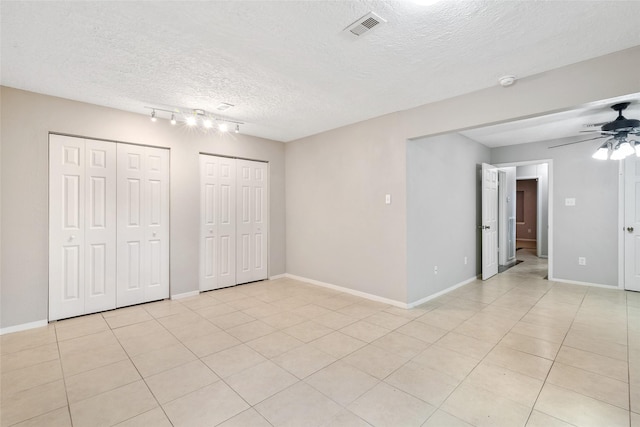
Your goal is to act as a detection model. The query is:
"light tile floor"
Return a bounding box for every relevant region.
[1,249,638,426]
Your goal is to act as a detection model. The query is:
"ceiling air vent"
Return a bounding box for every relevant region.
[344,12,386,37]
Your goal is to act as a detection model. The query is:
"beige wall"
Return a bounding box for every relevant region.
[285,113,408,303]
[286,46,640,304]
[0,87,286,329]
[2,46,639,326]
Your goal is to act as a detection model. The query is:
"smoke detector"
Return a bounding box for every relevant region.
[498,75,517,87]
[344,12,386,37]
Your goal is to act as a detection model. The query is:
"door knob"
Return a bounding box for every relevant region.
[68,235,76,242]
[628,227,634,232]
[209,229,213,234]
[478,225,490,230]
[485,225,490,230]
[153,231,157,237]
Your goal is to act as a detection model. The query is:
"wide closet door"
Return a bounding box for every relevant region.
[49,135,117,320]
[200,155,267,291]
[117,144,170,307]
[49,135,170,321]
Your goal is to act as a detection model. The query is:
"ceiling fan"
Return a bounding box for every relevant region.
[549,102,640,160]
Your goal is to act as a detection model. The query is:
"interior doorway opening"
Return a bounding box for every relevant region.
[485,160,552,281]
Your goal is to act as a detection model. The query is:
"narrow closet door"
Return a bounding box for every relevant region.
[200,155,236,291]
[143,147,169,302]
[117,144,146,307]
[49,135,86,320]
[84,140,117,314]
[236,159,268,284]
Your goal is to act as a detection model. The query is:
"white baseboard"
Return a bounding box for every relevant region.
[0,319,48,336]
[170,290,200,300]
[550,277,617,289]
[407,275,479,308]
[284,274,408,308]
[269,274,287,280]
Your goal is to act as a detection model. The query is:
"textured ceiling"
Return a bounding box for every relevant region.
[2,1,640,142]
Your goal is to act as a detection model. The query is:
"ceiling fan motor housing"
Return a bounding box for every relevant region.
[601,102,640,132]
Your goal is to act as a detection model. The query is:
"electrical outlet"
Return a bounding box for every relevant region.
[434,266,438,275]
[385,194,391,204]
[578,257,586,266]
[464,256,468,265]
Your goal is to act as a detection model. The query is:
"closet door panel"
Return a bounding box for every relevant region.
[84,140,117,314]
[117,144,146,307]
[49,135,86,320]
[144,147,169,302]
[218,159,236,288]
[236,160,268,284]
[200,155,236,291]
[252,165,267,280]
[200,156,218,291]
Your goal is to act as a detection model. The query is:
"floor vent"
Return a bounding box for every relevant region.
[344,12,386,37]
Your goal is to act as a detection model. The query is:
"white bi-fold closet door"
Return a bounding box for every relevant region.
[49,135,117,320]
[116,143,170,307]
[49,135,169,321]
[200,155,268,291]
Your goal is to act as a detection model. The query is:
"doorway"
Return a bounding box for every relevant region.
[516,178,538,251]
[484,160,552,281]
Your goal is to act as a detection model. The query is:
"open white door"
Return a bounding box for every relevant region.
[625,156,640,291]
[482,163,499,280]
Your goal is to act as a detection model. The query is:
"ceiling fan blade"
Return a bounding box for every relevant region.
[548,136,606,149]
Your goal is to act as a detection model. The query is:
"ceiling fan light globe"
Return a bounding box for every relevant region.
[611,148,625,161]
[592,147,609,160]
[619,141,634,157]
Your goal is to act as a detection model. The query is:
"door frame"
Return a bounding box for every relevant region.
[515,176,542,258]
[494,159,553,280]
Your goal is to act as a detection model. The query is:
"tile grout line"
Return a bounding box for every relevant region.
[95,307,171,426]
[428,276,569,426]
[523,287,587,427]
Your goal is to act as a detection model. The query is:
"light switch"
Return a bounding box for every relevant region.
[565,198,576,206]
[385,194,391,204]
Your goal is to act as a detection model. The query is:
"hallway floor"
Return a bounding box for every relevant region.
[1,269,638,426]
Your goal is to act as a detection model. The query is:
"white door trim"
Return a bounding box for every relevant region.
[494,159,553,280]
[618,160,625,289]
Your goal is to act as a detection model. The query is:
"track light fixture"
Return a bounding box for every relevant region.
[144,106,244,133]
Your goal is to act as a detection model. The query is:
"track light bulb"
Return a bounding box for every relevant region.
[203,118,213,128]
[235,124,240,133]
[218,123,229,132]
[186,116,197,126]
[150,110,157,122]
[170,114,176,125]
